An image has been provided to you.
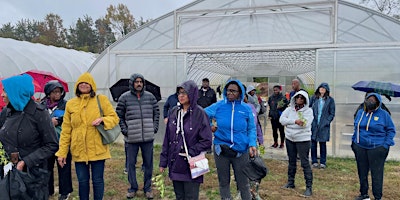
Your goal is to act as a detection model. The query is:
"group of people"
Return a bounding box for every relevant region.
[0,72,396,200]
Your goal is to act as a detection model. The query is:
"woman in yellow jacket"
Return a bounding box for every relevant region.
[56,72,119,200]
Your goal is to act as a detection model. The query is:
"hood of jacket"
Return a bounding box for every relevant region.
[44,80,66,99]
[1,74,34,111]
[290,90,310,109]
[223,79,245,103]
[177,80,198,110]
[129,73,145,95]
[315,82,330,97]
[74,72,97,95]
[364,92,382,111]
[246,85,256,94]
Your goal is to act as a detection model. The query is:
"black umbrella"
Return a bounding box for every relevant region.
[109,79,161,102]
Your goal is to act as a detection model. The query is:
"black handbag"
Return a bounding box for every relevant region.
[242,156,268,182]
[95,96,121,144]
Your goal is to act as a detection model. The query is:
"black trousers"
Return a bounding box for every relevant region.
[271,118,285,144]
[47,152,73,195]
[285,139,313,188]
[352,142,389,199]
[172,180,200,200]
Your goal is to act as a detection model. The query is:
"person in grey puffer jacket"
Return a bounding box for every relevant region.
[116,73,160,199]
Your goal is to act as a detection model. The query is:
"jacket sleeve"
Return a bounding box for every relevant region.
[204,101,219,126]
[212,90,217,104]
[152,96,160,133]
[246,105,257,147]
[159,120,170,168]
[327,98,336,123]
[24,109,58,168]
[279,107,295,126]
[99,95,119,130]
[384,113,396,149]
[188,111,212,156]
[56,101,72,158]
[163,96,171,119]
[116,96,128,135]
[302,108,314,129]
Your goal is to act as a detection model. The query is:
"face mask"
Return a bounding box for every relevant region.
[364,100,377,111]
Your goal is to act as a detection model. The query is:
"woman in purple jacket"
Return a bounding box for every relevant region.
[159,80,212,200]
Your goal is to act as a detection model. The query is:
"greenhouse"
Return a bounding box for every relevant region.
[0,37,96,99]
[91,0,398,159]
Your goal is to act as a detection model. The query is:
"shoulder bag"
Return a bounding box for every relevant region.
[96,96,121,144]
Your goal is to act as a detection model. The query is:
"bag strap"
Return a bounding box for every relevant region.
[178,110,191,161]
[96,95,104,117]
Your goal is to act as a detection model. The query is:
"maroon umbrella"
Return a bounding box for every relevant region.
[23,69,69,92]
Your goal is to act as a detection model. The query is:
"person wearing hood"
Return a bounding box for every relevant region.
[352,93,395,200]
[41,80,73,199]
[205,79,257,200]
[56,72,119,200]
[159,80,212,200]
[0,74,58,199]
[246,85,260,113]
[116,73,160,199]
[163,86,179,124]
[310,83,335,169]
[279,90,314,197]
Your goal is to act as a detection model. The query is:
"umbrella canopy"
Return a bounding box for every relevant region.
[23,69,69,93]
[352,81,400,97]
[0,79,5,110]
[109,78,161,102]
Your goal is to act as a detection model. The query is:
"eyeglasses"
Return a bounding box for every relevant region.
[51,90,62,94]
[178,91,188,95]
[227,89,239,94]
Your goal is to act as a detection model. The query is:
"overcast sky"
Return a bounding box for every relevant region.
[0,0,194,27]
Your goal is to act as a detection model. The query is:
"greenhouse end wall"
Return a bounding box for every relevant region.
[317,47,400,160]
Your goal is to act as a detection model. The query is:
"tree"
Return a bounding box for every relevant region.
[0,23,15,39]
[33,13,67,47]
[105,4,136,39]
[360,0,400,19]
[14,19,40,41]
[67,15,98,52]
[95,18,116,52]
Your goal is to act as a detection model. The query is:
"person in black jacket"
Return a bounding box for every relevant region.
[197,78,217,108]
[0,74,58,199]
[40,80,73,200]
[268,85,289,148]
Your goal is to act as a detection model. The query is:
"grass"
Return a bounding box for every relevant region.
[50,143,400,200]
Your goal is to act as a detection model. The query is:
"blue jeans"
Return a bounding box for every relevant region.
[285,139,313,188]
[75,160,105,200]
[126,141,154,193]
[311,140,327,165]
[352,142,389,199]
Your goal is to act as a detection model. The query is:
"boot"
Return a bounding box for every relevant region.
[304,187,312,197]
[279,143,284,148]
[281,182,295,189]
[271,142,278,148]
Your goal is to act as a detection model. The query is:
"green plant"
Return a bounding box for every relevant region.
[152,171,167,198]
[0,142,9,165]
[297,112,307,126]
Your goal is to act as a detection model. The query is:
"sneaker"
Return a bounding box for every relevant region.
[271,143,278,148]
[312,163,319,168]
[281,183,295,189]
[145,191,154,199]
[124,168,128,174]
[59,193,70,200]
[304,187,312,197]
[126,192,136,199]
[279,143,285,148]
[355,194,370,200]
[320,164,326,169]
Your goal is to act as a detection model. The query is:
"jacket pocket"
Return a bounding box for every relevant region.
[171,154,189,174]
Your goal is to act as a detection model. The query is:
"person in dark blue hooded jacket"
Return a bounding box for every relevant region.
[205,79,257,200]
[159,80,212,200]
[352,93,396,200]
[310,83,335,169]
[0,74,58,199]
[40,80,73,199]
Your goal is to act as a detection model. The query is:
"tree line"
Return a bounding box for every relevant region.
[0,4,149,53]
